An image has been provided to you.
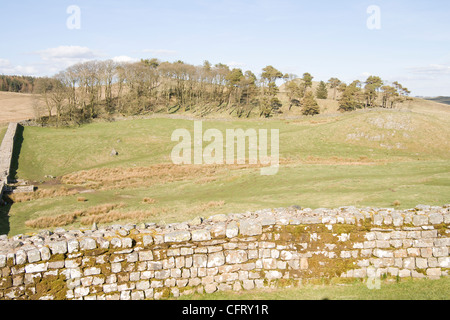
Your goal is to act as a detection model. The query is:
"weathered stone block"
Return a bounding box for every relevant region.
[375,232,391,240]
[226,222,239,238]
[413,239,434,248]
[265,270,283,280]
[432,247,448,257]
[429,214,444,225]
[80,238,97,251]
[239,220,262,236]
[67,239,79,253]
[39,247,51,261]
[398,269,411,278]
[376,240,390,248]
[15,250,27,265]
[49,240,68,255]
[204,283,217,294]
[210,222,226,238]
[164,231,191,243]
[301,216,321,224]
[392,214,404,227]
[413,215,428,226]
[242,280,255,290]
[193,254,208,268]
[191,229,212,242]
[421,230,438,238]
[131,290,145,300]
[138,251,153,261]
[415,258,428,269]
[225,250,248,264]
[154,270,170,280]
[426,268,441,278]
[25,263,48,274]
[438,257,449,268]
[394,249,407,258]
[84,267,101,276]
[207,252,225,268]
[373,249,393,258]
[403,257,415,269]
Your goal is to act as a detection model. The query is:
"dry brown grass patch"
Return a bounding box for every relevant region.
[61,163,264,190]
[279,156,385,166]
[7,187,79,203]
[142,197,157,204]
[183,200,226,216]
[25,203,125,229]
[79,208,162,225]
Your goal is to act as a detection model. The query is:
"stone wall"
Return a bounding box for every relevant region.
[0,205,449,300]
[0,122,19,197]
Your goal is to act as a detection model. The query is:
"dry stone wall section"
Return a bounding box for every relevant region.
[0,122,18,196]
[0,205,449,300]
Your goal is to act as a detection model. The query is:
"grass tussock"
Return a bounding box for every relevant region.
[25,203,126,229]
[7,187,79,203]
[293,156,384,165]
[142,197,157,204]
[79,208,162,225]
[184,200,225,216]
[23,200,224,230]
[60,164,263,190]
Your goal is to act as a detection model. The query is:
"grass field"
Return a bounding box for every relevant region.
[2,106,449,236]
[178,277,450,300]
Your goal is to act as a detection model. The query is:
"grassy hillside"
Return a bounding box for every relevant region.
[2,104,449,236]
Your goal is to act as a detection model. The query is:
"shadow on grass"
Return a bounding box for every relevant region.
[0,124,24,236]
[9,124,24,182]
[0,201,11,235]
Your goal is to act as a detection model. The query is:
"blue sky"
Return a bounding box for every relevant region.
[1,0,449,96]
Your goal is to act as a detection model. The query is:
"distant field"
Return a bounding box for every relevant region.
[0,124,7,143]
[0,91,43,124]
[2,106,449,236]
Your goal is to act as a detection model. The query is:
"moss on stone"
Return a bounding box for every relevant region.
[84,248,109,257]
[434,224,448,237]
[48,254,66,262]
[32,275,67,300]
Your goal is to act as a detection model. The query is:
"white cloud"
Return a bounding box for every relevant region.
[408,64,450,76]
[0,58,10,67]
[34,46,102,72]
[37,46,99,61]
[112,55,139,63]
[0,58,38,75]
[142,49,177,56]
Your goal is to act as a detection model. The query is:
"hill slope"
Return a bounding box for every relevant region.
[0,92,44,124]
[2,106,448,236]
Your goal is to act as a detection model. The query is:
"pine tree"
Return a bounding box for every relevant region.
[301,91,320,115]
[316,81,328,99]
[327,77,342,100]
